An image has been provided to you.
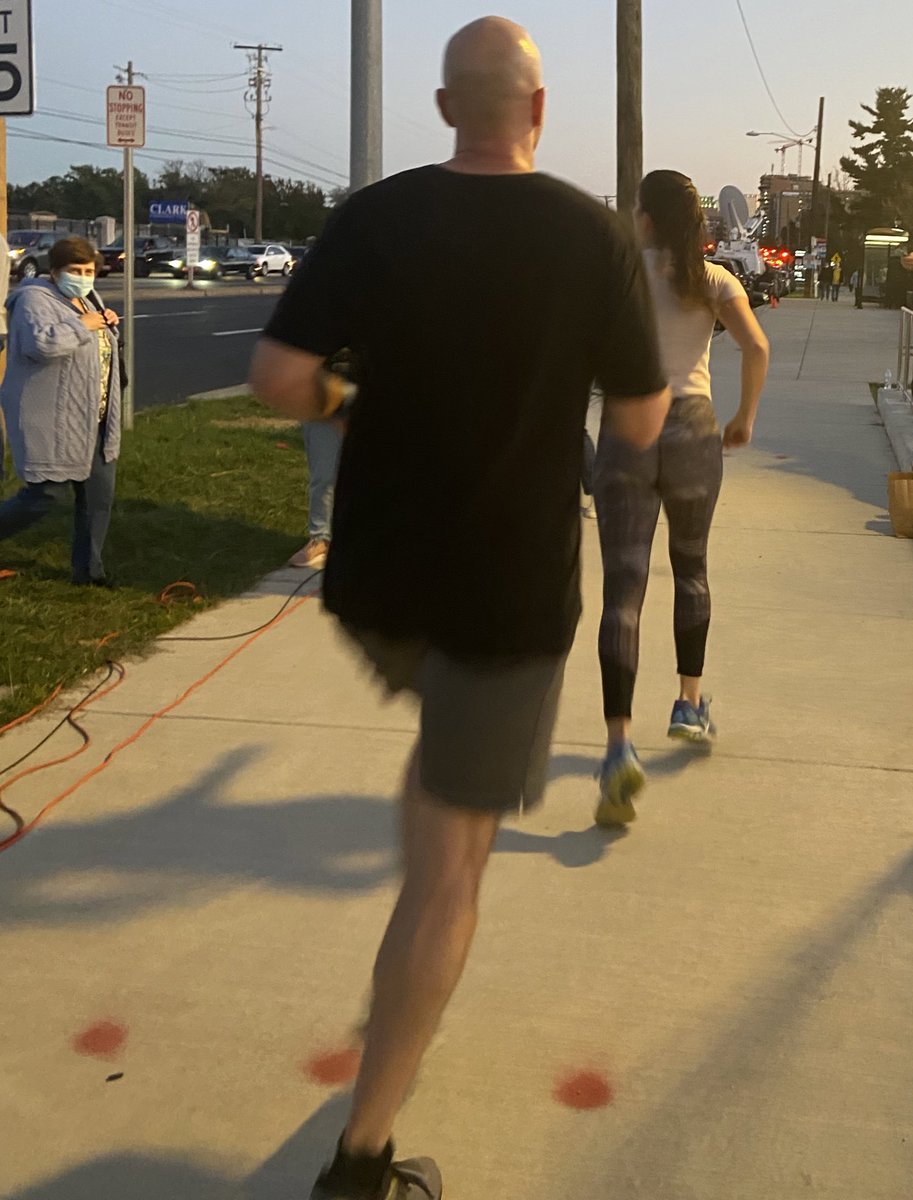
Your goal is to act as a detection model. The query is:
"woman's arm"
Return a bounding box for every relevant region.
[716,293,769,448]
[15,292,96,363]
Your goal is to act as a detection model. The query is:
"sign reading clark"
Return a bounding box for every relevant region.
[106,84,146,147]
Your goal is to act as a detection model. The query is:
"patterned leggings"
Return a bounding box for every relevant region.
[594,395,723,720]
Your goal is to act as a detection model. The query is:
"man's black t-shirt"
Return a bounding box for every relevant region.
[265,165,665,658]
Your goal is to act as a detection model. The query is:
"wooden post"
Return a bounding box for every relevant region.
[616,0,643,219]
[0,117,7,236]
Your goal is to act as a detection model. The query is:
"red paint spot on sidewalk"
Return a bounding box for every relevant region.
[72,1021,127,1060]
[553,1069,614,1110]
[305,1047,362,1086]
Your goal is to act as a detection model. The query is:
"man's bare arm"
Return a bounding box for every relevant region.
[601,387,671,449]
[248,337,348,422]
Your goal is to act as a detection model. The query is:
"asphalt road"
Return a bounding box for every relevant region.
[99,278,286,411]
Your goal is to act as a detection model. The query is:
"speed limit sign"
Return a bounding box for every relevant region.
[186,209,201,267]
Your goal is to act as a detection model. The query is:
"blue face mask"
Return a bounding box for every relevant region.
[56,271,95,300]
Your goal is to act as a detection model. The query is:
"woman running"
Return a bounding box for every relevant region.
[594,170,769,826]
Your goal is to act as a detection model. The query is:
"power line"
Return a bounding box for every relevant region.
[733,0,803,138]
[43,76,247,121]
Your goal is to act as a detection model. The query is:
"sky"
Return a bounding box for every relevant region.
[9,0,913,209]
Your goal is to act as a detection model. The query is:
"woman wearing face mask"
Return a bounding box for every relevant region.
[0,236,122,586]
[594,170,769,826]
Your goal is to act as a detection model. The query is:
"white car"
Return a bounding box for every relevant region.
[246,243,293,277]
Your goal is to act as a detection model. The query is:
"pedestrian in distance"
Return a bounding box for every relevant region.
[593,170,769,826]
[818,259,833,300]
[0,237,121,586]
[830,258,842,301]
[249,16,669,1199]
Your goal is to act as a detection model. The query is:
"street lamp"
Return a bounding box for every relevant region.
[746,130,816,176]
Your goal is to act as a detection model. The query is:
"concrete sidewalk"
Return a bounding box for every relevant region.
[1,294,912,1200]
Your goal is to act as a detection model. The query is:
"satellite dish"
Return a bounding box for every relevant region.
[719,185,751,236]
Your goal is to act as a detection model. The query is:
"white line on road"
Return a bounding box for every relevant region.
[133,310,206,319]
[212,328,262,337]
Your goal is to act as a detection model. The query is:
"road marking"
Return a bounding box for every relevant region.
[212,327,262,337]
[133,310,205,319]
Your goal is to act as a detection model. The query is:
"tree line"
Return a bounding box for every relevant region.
[9,86,913,254]
[8,159,347,241]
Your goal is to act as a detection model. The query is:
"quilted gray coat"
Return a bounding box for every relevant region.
[0,278,121,483]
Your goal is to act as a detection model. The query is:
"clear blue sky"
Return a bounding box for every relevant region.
[11,0,912,207]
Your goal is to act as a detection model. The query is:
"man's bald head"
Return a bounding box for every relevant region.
[438,16,544,141]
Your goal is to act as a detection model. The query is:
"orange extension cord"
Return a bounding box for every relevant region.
[0,592,314,854]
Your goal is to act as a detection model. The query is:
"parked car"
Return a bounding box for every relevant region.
[7,230,60,279]
[245,243,293,276]
[100,236,178,278]
[176,244,258,279]
[289,244,314,269]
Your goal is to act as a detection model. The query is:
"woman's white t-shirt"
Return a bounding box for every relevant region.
[642,249,744,400]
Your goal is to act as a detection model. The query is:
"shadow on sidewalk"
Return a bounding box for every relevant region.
[576,846,913,1195]
[244,1094,352,1199]
[5,1153,240,1200]
[752,419,894,516]
[2,745,632,929]
[6,1094,352,1200]
[0,746,400,927]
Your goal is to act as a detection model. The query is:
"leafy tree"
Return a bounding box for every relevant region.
[9,163,150,221]
[840,86,913,231]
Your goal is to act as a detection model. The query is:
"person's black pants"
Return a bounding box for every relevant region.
[0,427,116,583]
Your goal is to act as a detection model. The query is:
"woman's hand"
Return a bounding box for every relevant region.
[723,413,754,449]
[79,311,107,332]
[102,308,120,326]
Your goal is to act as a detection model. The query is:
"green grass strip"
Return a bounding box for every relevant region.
[1,396,308,727]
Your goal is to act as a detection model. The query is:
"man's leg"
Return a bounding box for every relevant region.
[345,749,499,1154]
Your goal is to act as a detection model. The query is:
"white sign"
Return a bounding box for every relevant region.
[106,84,146,147]
[0,1,35,116]
[185,209,201,267]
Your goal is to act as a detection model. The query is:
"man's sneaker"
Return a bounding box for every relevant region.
[581,496,597,519]
[595,741,645,826]
[288,537,329,570]
[668,697,716,743]
[310,1155,442,1199]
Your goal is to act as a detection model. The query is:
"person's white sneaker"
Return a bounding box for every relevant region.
[288,538,329,570]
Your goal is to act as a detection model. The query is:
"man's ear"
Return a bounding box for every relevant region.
[436,88,456,129]
[531,86,546,131]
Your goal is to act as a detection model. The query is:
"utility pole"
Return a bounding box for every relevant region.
[0,118,7,240]
[805,95,825,295]
[350,0,383,191]
[114,61,139,429]
[616,0,643,219]
[234,42,282,240]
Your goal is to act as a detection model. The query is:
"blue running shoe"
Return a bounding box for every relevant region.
[595,741,645,826]
[668,697,716,744]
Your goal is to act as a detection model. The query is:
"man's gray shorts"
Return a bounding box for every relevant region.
[342,626,567,814]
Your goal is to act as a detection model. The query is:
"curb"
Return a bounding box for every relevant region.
[876,387,913,471]
[186,384,251,402]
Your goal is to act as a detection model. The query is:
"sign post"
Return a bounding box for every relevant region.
[185,208,200,290]
[107,74,145,430]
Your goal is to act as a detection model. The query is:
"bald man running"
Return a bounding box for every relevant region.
[250,16,669,1199]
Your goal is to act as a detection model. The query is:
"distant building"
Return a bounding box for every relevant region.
[758,173,812,246]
